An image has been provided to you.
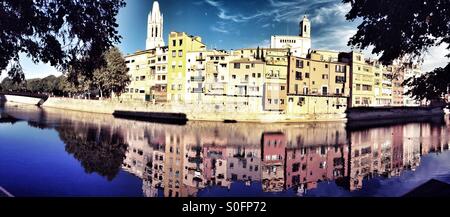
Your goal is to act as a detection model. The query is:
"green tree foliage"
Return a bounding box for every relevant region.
[1,47,129,98]
[57,124,128,181]
[0,0,126,83]
[343,0,450,102]
[93,47,130,98]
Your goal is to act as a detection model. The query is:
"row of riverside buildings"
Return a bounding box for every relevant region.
[120,1,423,116]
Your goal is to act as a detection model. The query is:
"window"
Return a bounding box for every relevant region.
[258,73,261,78]
[322,86,328,95]
[162,75,166,80]
[252,73,256,78]
[178,84,182,90]
[336,76,346,83]
[139,90,145,93]
[280,99,285,104]
[172,40,176,46]
[245,75,249,81]
[305,73,310,78]
[303,87,309,94]
[281,86,285,91]
[356,84,361,91]
[274,99,279,104]
[179,39,183,46]
[307,62,310,66]
[362,84,372,91]
[246,65,250,69]
[171,84,175,90]
[172,51,176,57]
[178,50,183,57]
[140,76,145,81]
[336,88,340,95]
[296,71,302,80]
[322,74,328,80]
[325,64,329,69]
[232,75,236,79]
[234,63,240,69]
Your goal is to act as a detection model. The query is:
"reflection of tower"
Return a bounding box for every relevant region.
[146,1,165,50]
[392,125,404,175]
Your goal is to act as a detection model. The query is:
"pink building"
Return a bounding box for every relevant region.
[261,132,286,192]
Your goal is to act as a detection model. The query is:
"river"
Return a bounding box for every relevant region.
[0,102,449,197]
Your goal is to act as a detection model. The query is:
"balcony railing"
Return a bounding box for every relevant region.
[190,76,205,82]
[191,88,204,93]
[196,56,206,61]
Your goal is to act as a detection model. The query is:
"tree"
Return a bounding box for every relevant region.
[343,0,450,102]
[0,0,126,84]
[93,47,130,98]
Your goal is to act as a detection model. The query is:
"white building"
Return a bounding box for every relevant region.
[146,1,165,50]
[270,16,311,58]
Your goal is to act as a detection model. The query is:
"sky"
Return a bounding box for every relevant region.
[0,0,448,81]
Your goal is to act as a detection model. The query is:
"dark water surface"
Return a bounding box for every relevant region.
[1,103,449,197]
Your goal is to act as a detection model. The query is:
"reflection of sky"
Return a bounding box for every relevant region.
[306,151,450,197]
[197,152,450,197]
[0,122,142,197]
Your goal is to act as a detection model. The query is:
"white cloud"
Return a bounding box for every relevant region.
[211,26,229,34]
[313,27,356,51]
[422,43,449,72]
[246,39,271,49]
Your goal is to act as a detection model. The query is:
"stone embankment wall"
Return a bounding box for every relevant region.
[41,97,346,122]
[0,94,43,105]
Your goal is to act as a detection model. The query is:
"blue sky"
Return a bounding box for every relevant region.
[0,0,448,80]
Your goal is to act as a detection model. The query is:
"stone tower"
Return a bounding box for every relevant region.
[300,15,310,38]
[146,1,165,50]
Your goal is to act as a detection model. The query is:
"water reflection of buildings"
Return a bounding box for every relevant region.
[2,105,450,197]
[119,122,449,197]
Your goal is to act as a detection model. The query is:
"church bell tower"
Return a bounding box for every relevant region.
[146,1,165,50]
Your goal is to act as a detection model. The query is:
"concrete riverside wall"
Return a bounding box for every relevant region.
[41,97,346,122]
[1,94,43,105]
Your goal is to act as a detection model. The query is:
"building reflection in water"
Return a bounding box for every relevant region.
[2,105,450,197]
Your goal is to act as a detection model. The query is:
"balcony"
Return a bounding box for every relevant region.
[196,56,206,61]
[190,76,205,82]
[191,88,204,93]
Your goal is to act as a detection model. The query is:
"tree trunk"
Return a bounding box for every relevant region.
[99,86,103,100]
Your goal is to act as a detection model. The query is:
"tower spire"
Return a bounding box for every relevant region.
[146,0,165,50]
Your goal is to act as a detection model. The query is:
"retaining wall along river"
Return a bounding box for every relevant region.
[2,96,445,123]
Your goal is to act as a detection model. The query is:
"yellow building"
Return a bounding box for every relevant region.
[122,47,168,102]
[263,48,289,111]
[287,52,350,115]
[340,51,374,107]
[204,51,233,97]
[369,59,393,106]
[167,32,206,103]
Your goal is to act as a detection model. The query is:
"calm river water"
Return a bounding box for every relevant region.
[1,102,449,197]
